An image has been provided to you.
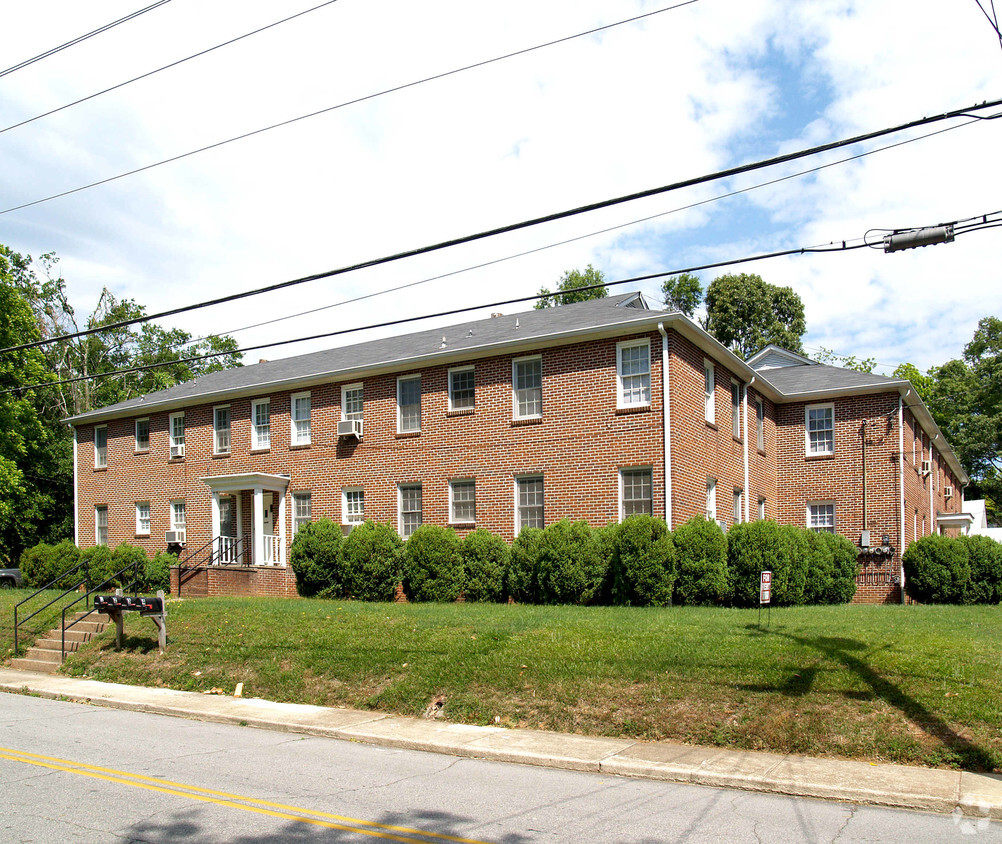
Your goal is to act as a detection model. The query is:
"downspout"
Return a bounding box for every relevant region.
[898,394,906,604]
[657,323,672,526]
[929,441,936,534]
[861,419,867,535]
[744,376,754,523]
[72,426,79,547]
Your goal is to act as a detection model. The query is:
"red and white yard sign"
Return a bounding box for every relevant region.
[759,571,772,605]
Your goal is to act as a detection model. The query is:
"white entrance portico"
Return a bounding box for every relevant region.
[200,473,291,566]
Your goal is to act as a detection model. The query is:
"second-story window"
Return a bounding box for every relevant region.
[252,399,270,449]
[448,366,475,411]
[135,418,150,451]
[213,406,231,454]
[731,380,742,439]
[617,340,651,408]
[94,425,107,468]
[756,397,765,451]
[341,383,363,421]
[704,360,715,423]
[398,375,421,433]
[513,356,542,419]
[806,404,834,456]
[169,412,185,459]
[291,392,311,445]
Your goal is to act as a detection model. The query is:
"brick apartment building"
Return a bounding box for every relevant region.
[67,292,967,603]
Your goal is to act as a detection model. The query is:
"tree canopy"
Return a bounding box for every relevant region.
[535,265,608,309]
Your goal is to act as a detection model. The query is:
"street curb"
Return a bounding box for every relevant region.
[1,667,999,821]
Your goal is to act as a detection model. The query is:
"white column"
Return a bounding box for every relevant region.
[210,492,221,548]
[236,494,244,561]
[253,486,264,566]
[277,488,287,566]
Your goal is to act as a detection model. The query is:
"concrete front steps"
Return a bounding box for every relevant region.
[11,612,110,674]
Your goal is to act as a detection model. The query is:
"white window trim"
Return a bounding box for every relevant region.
[449,478,476,524]
[342,487,364,525]
[94,425,107,469]
[292,492,312,536]
[448,366,476,412]
[291,391,312,446]
[397,374,422,434]
[512,355,543,420]
[706,478,717,521]
[805,403,835,456]
[95,505,108,545]
[169,412,185,459]
[135,417,150,452]
[756,397,765,452]
[758,497,766,521]
[619,466,653,521]
[704,359,715,424]
[341,383,363,421]
[213,404,231,454]
[398,483,423,538]
[514,474,544,534]
[135,502,150,536]
[252,398,271,450]
[807,501,836,533]
[616,339,652,409]
[730,380,742,439]
[170,499,186,531]
[733,488,743,525]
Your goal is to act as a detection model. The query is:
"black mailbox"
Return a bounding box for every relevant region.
[95,595,164,614]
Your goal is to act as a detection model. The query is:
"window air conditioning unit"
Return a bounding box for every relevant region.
[716,519,728,532]
[337,419,363,439]
[920,459,931,475]
[165,530,186,545]
[342,524,355,537]
[944,486,954,499]
[170,444,185,459]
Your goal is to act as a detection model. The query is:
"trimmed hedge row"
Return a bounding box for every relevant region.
[18,541,174,594]
[903,534,1002,604]
[290,515,861,606]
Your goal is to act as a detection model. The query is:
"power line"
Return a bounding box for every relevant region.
[3,95,1000,358]
[973,0,1002,54]
[0,0,342,136]
[1,240,870,398]
[0,0,702,215]
[0,1,172,79]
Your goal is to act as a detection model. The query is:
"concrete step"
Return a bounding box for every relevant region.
[33,638,82,652]
[9,658,60,674]
[21,648,63,664]
[69,620,108,635]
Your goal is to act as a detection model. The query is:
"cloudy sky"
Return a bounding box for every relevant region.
[2,0,1001,374]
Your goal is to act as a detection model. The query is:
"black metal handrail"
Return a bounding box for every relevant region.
[60,559,144,661]
[13,559,90,655]
[177,534,250,597]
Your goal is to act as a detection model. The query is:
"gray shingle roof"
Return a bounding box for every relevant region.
[759,362,906,397]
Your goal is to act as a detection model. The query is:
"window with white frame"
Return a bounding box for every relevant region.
[135,418,150,451]
[756,397,765,451]
[135,502,150,535]
[213,406,231,454]
[291,392,311,445]
[341,383,363,422]
[397,375,422,433]
[292,492,312,535]
[620,467,652,518]
[95,505,108,545]
[343,487,364,525]
[513,356,542,419]
[170,499,186,532]
[733,489,743,525]
[805,404,834,455]
[731,380,741,439]
[807,502,835,533]
[617,340,651,408]
[704,359,715,423]
[448,366,475,411]
[706,478,717,520]
[515,476,544,532]
[399,484,422,538]
[758,497,766,521]
[94,425,107,468]
[169,413,185,459]
[252,399,271,449]
[450,479,476,523]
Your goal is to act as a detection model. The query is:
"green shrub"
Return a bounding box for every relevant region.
[817,531,858,604]
[673,516,729,605]
[290,519,346,598]
[802,530,834,605]
[342,520,402,601]
[19,542,55,589]
[51,540,84,587]
[774,525,809,606]
[959,535,1002,604]
[903,535,971,604]
[727,521,780,607]
[112,543,150,590]
[608,515,675,607]
[593,522,621,605]
[536,519,604,605]
[508,527,543,603]
[142,551,175,594]
[82,545,116,590]
[461,529,508,602]
[403,524,464,602]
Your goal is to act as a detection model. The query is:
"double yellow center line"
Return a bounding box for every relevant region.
[0,746,494,843]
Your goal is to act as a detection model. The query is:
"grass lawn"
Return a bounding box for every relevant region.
[1,588,77,658]
[8,595,1001,771]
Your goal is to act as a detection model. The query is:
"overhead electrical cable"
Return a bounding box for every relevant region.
[3,95,1001,359]
[0,1,172,79]
[0,0,343,136]
[973,0,1002,52]
[1,239,872,398]
[0,0,703,215]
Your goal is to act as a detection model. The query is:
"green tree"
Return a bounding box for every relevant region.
[814,347,877,373]
[660,272,703,317]
[703,273,806,359]
[535,265,607,309]
[892,362,935,405]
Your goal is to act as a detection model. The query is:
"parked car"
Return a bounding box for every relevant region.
[0,568,24,588]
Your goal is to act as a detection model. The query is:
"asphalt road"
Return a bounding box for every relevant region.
[0,692,997,843]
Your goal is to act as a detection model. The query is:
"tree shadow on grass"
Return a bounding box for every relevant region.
[742,624,998,771]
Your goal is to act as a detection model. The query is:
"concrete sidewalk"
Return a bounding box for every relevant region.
[1,666,998,821]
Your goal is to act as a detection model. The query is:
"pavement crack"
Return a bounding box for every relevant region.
[829,803,857,843]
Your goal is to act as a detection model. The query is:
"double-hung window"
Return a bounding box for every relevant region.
[805,404,834,456]
[136,502,150,536]
[448,366,475,412]
[292,492,312,535]
[515,476,544,532]
[291,392,311,445]
[397,375,421,433]
[95,506,108,545]
[341,384,363,422]
[617,340,651,408]
[450,479,476,524]
[213,406,231,454]
[704,360,715,423]
[731,380,742,439]
[756,397,765,451]
[620,468,652,518]
[706,478,717,521]
[808,502,835,533]
[513,356,542,419]
[252,399,270,449]
[169,413,185,459]
[94,425,107,468]
[343,487,364,526]
[399,484,422,538]
[733,489,743,525]
[135,418,150,451]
